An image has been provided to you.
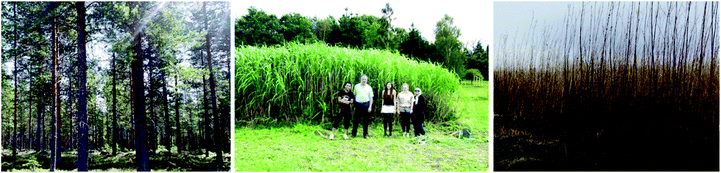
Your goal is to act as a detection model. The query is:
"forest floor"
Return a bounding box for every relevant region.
[1,148,230,171]
[234,81,489,171]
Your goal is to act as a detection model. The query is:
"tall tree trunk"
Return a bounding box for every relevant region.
[161,70,169,151]
[175,71,181,152]
[112,51,118,155]
[163,71,171,151]
[67,65,73,152]
[28,95,33,152]
[36,90,42,151]
[76,1,89,171]
[12,2,18,170]
[201,51,210,157]
[204,2,223,167]
[131,2,150,170]
[40,89,46,152]
[148,58,156,152]
[50,5,62,170]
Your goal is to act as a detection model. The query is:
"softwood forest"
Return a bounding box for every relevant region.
[495,1,718,171]
[1,1,231,171]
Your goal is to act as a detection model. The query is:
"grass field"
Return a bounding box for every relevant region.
[234,81,488,171]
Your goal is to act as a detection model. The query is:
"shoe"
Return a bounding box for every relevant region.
[329,133,334,140]
[343,134,349,140]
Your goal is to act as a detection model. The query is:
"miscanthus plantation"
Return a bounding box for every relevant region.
[236,43,460,126]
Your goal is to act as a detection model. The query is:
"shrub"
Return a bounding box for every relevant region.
[464,68,483,81]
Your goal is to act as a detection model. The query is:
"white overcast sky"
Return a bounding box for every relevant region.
[231,0,493,48]
[494,1,577,45]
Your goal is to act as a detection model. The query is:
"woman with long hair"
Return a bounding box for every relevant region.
[380,81,397,136]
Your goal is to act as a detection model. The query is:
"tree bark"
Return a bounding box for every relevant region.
[163,70,170,150]
[204,2,223,167]
[76,1,89,171]
[201,50,210,157]
[131,2,150,170]
[175,71,181,152]
[50,4,62,170]
[148,57,157,152]
[112,51,118,155]
[12,2,18,170]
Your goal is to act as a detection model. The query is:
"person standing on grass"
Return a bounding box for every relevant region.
[413,88,427,137]
[381,81,397,137]
[397,83,414,137]
[331,82,355,140]
[353,74,374,139]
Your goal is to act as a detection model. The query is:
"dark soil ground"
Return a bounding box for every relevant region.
[494,111,719,171]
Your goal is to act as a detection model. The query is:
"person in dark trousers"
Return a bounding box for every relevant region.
[397,83,414,137]
[331,82,354,140]
[413,88,427,137]
[380,81,397,136]
[352,74,374,138]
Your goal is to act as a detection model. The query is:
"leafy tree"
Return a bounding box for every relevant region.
[465,41,488,80]
[400,25,438,63]
[311,16,337,42]
[235,7,283,46]
[280,13,314,43]
[380,3,397,50]
[434,14,466,77]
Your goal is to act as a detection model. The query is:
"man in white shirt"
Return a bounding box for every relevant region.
[352,74,374,139]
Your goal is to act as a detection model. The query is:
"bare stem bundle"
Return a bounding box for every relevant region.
[495,2,718,170]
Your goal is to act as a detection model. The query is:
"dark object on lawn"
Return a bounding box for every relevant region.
[462,128,472,138]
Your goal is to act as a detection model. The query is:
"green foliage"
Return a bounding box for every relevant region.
[20,155,40,170]
[280,13,315,43]
[337,14,384,49]
[311,16,337,42]
[146,4,197,60]
[434,14,466,78]
[464,69,483,81]
[465,41,488,80]
[235,7,284,46]
[236,43,460,126]
[400,27,437,62]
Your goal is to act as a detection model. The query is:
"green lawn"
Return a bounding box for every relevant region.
[234,81,489,171]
